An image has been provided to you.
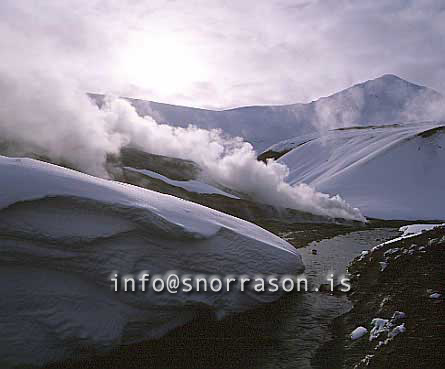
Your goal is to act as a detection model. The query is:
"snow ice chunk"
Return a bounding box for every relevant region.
[388,323,406,339]
[384,248,400,257]
[429,293,442,299]
[351,326,368,340]
[370,318,391,341]
[357,250,369,261]
[391,311,406,322]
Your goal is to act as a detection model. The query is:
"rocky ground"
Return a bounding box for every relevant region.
[315,225,445,369]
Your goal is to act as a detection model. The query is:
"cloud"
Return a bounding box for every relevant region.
[0,0,443,108]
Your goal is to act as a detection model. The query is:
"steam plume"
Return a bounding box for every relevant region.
[0,66,364,221]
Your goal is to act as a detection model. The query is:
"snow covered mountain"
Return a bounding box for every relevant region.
[275,122,445,220]
[0,156,304,368]
[91,75,445,152]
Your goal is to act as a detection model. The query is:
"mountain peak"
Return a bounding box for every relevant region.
[360,74,421,89]
[358,74,439,95]
[332,73,444,103]
[379,73,405,81]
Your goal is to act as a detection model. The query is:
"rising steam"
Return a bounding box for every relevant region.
[101,97,365,220]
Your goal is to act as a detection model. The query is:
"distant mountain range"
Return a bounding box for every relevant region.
[90,74,445,152]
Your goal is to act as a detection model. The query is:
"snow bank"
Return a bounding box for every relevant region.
[0,156,304,368]
[367,224,443,255]
[399,224,444,237]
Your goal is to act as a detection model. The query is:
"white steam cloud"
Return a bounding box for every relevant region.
[0,66,364,221]
[102,97,365,220]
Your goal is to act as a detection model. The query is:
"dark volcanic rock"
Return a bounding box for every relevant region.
[324,225,445,369]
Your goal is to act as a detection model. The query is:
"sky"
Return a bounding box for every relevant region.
[1,0,444,109]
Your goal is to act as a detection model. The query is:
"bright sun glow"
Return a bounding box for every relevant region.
[122,34,205,95]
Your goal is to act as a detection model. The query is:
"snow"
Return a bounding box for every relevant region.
[0,155,304,367]
[355,354,374,368]
[429,293,442,299]
[399,224,444,237]
[370,318,390,341]
[267,132,319,154]
[351,326,368,340]
[124,167,240,199]
[374,223,443,252]
[384,248,400,257]
[391,311,407,321]
[278,122,445,220]
[370,312,407,344]
[366,223,442,253]
[365,223,444,270]
[388,324,406,339]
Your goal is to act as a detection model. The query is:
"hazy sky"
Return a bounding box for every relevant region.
[1,0,444,109]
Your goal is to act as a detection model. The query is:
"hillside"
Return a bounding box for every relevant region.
[90,75,445,152]
[276,122,445,220]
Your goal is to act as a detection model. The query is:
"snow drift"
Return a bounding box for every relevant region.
[276,122,445,220]
[0,155,304,368]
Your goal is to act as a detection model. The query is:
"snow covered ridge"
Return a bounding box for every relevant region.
[276,122,445,220]
[124,166,240,199]
[0,156,304,368]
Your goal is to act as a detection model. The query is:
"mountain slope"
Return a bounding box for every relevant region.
[91,75,445,152]
[277,122,445,220]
